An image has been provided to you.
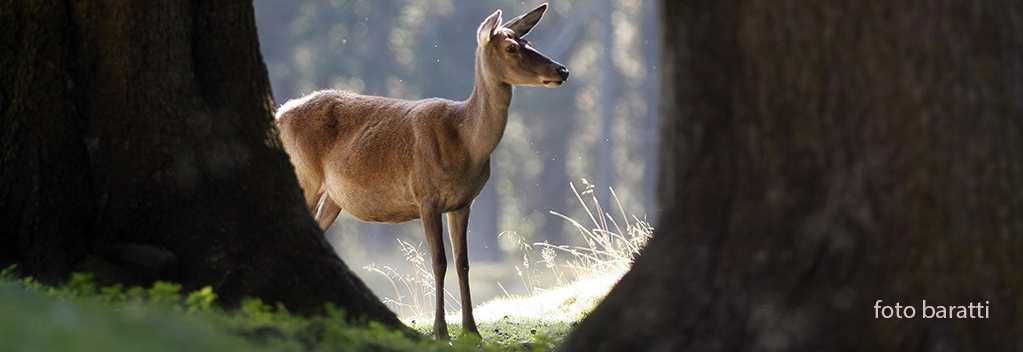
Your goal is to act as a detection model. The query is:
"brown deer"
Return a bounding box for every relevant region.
[274,4,567,339]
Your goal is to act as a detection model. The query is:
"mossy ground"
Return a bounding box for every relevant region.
[0,269,573,352]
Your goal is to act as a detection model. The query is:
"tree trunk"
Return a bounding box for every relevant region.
[563,0,1023,351]
[595,0,618,210]
[0,0,406,331]
[1,0,92,284]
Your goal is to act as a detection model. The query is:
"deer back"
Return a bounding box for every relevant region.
[276,90,486,222]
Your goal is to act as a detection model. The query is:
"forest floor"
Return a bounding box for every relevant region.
[0,266,616,352]
[0,184,649,351]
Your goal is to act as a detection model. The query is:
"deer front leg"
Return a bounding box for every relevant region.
[447,206,478,336]
[313,194,342,231]
[421,200,449,339]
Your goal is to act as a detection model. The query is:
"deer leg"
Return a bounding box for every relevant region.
[304,191,321,215]
[447,206,478,336]
[421,200,449,339]
[313,194,342,231]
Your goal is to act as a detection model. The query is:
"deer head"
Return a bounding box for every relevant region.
[476,4,569,87]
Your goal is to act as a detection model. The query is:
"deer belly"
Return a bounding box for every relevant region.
[348,207,420,223]
[330,186,421,224]
[325,170,487,223]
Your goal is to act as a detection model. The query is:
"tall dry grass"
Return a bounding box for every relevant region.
[364,179,652,322]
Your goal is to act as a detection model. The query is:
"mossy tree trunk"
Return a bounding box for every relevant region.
[563,0,1023,350]
[0,0,405,330]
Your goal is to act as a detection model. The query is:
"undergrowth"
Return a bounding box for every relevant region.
[366,179,652,337]
[0,265,546,352]
[541,179,652,281]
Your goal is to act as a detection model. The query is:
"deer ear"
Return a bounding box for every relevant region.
[477,10,503,46]
[503,3,547,37]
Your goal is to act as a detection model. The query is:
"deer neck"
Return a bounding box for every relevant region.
[462,49,513,165]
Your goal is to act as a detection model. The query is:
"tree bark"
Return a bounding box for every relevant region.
[563,0,1023,351]
[0,0,406,331]
[1,0,92,284]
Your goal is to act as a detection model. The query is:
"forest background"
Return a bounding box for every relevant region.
[253,0,660,309]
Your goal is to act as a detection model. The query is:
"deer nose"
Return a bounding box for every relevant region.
[557,67,570,81]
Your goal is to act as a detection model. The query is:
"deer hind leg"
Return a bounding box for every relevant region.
[447,206,478,336]
[421,200,449,340]
[313,193,342,231]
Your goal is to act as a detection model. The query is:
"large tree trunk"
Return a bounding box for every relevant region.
[563,0,1023,351]
[0,0,405,330]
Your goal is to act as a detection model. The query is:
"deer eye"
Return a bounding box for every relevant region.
[506,44,517,53]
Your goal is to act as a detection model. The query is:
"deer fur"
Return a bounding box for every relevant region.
[275,4,567,339]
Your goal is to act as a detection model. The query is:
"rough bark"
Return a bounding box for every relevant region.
[0,0,406,331]
[0,0,92,284]
[563,0,1023,351]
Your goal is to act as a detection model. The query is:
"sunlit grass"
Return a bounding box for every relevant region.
[363,240,441,318]
[474,179,652,325]
[542,178,652,281]
[375,179,652,341]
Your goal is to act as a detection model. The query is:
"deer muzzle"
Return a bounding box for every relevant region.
[544,65,569,87]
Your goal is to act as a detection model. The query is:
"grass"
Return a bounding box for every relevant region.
[543,180,652,281]
[373,179,652,346]
[0,180,651,351]
[0,269,519,352]
[0,275,252,352]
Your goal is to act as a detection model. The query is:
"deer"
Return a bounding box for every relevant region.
[274,4,568,339]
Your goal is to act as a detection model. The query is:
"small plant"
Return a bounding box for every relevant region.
[65,272,99,297]
[0,264,17,277]
[544,179,652,280]
[364,239,459,321]
[499,230,545,296]
[185,286,218,314]
[468,179,653,330]
[540,244,564,286]
[146,281,184,305]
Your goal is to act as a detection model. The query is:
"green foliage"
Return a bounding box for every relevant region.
[0,269,559,352]
[0,276,252,352]
[99,284,126,302]
[185,286,218,314]
[126,285,147,301]
[146,281,183,305]
[1,263,17,277]
[19,276,48,292]
[240,298,276,322]
[65,272,98,296]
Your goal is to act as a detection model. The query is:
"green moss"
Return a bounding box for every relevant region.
[0,280,254,352]
[405,317,572,351]
[0,267,559,352]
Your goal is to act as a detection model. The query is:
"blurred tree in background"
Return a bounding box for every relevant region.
[253,0,660,270]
